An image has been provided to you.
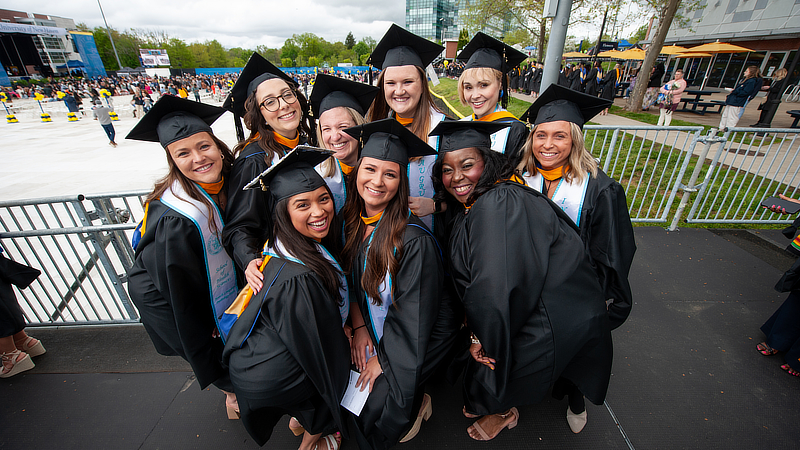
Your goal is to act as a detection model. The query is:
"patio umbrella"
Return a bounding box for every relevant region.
[673,52,714,58]
[619,48,645,60]
[683,41,753,88]
[562,51,587,58]
[597,50,625,58]
[660,45,688,55]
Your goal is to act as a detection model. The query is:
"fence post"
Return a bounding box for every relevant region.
[668,130,726,231]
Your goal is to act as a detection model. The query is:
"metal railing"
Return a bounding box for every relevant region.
[681,127,800,226]
[0,191,148,326]
[2,126,800,326]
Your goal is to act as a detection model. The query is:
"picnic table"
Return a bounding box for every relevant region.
[788,110,800,128]
[679,89,725,115]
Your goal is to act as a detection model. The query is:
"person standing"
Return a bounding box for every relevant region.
[752,68,788,127]
[1,245,45,379]
[719,65,762,131]
[599,63,622,115]
[657,69,687,126]
[92,99,117,147]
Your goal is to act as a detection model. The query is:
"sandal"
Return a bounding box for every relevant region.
[288,416,305,436]
[756,342,778,356]
[15,336,45,357]
[467,407,519,441]
[314,432,341,450]
[1,349,35,378]
[781,364,800,377]
[399,393,432,443]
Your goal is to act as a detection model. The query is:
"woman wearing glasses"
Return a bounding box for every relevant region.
[222,53,315,292]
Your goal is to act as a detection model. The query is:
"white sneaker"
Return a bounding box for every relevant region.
[566,407,587,433]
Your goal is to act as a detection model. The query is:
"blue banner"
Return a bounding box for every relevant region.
[195,67,242,76]
[0,60,11,87]
[69,31,107,78]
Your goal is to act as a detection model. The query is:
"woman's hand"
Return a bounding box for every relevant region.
[469,342,496,370]
[356,356,382,393]
[409,197,435,217]
[766,194,800,214]
[245,258,264,292]
[351,326,374,372]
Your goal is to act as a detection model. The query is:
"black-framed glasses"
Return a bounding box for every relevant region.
[259,90,298,112]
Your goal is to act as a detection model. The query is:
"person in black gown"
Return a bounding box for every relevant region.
[221,52,316,291]
[340,119,459,449]
[126,96,239,417]
[221,147,350,449]
[518,84,636,432]
[430,119,613,441]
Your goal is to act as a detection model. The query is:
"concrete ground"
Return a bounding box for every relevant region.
[2,93,800,449]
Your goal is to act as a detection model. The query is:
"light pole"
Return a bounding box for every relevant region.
[98,0,123,70]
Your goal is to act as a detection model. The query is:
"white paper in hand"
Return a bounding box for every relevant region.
[340,370,370,416]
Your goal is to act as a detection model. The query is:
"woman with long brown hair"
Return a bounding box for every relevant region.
[719,65,763,130]
[221,148,350,450]
[366,24,448,230]
[126,96,239,419]
[340,119,459,449]
[222,53,316,292]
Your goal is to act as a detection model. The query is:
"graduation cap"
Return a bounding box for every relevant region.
[367,24,444,70]
[520,84,611,129]
[457,32,527,72]
[343,118,435,167]
[243,146,333,205]
[126,95,226,148]
[223,52,295,118]
[309,74,379,118]
[429,120,510,153]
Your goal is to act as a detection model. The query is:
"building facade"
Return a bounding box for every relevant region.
[664,0,800,87]
[406,0,459,42]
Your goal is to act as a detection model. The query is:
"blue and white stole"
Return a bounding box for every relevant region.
[316,159,346,214]
[264,237,349,326]
[460,105,513,155]
[523,172,590,227]
[404,109,445,230]
[160,180,238,342]
[361,214,394,344]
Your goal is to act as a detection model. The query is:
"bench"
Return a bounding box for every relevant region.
[680,99,725,115]
[787,110,800,128]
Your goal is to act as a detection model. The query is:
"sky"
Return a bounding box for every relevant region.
[1,0,406,49]
[1,1,645,51]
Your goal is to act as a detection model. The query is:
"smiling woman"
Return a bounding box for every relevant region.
[125,95,240,420]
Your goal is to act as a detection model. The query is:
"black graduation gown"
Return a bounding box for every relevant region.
[600,69,618,101]
[222,140,297,272]
[568,70,583,92]
[222,256,350,447]
[531,68,543,94]
[349,215,459,450]
[580,171,636,330]
[0,249,40,337]
[449,182,612,415]
[127,199,232,391]
[557,71,570,87]
[584,68,600,96]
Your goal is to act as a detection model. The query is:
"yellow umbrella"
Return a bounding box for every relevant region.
[562,51,587,58]
[660,45,688,55]
[673,52,714,58]
[597,50,625,58]
[619,48,645,60]
[684,41,753,53]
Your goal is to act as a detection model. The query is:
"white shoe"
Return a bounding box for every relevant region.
[566,407,587,433]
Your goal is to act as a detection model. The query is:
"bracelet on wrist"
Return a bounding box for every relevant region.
[470,333,481,345]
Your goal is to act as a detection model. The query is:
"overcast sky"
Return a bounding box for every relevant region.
[1,0,405,49]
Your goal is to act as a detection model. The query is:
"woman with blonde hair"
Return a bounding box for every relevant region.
[752,67,788,127]
[455,32,529,164]
[518,84,636,433]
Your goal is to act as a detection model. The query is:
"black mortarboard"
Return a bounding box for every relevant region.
[520,84,611,129]
[429,120,510,153]
[125,95,226,148]
[243,146,333,204]
[367,24,444,70]
[457,32,527,72]
[309,74,379,118]
[344,118,435,167]
[223,52,295,118]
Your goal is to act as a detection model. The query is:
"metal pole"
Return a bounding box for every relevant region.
[541,0,575,91]
[98,0,122,70]
[668,131,726,231]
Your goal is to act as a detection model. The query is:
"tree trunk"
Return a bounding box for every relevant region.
[538,20,546,62]
[594,7,609,59]
[625,0,682,112]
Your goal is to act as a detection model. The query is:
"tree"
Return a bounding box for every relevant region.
[345,32,356,49]
[164,38,195,69]
[457,28,470,52]
[629,23,648,44]
[256,45,282,66]
[353,41,370,65]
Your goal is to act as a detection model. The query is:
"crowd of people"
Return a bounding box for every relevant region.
[4,26,639,450]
